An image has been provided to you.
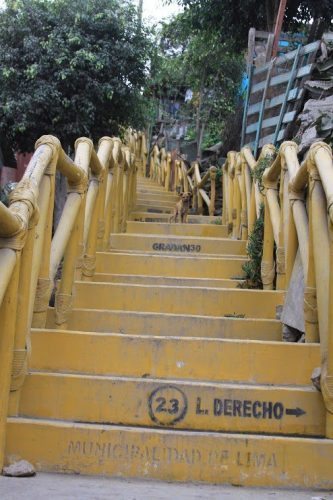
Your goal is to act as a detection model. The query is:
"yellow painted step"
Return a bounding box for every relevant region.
[92,274,241,288]
[136,199,176,208]
[7,417,333,488]
[30,329,320,386]
[18,373,324,436]
[6,418,333,488]
[129,213,223,225]
[46,308,282,341]
[137,194,179,203]
[135,205,172,213]
[126,221,227,237]
[73,282,284,318]
[95,252,245,278]
[109,234,246,256]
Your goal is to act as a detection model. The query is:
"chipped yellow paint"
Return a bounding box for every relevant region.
[30,329,320,386]
[92,273,242,288]
[129,212,223,225]
[6,419,333,488]
[3,134,333,487]
[95,252,245,278]
[46,308,282,340]
[109,233,246,255]
[18,373,324,436]
[73,282,284,319]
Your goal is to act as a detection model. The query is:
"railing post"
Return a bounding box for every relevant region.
[121,146,131,232]
[96,137,113,250]
[165,153,171,191]
[236,156,248,240]
[9,225,36,414]
[55,206,81,325]
[0,253,20,470]
[232,166,241,239]
[209,166,217,217]
[261,196,275,290]
[326,219,333,437]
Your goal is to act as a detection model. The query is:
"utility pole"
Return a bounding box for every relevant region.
[138,0,143,30]
[271,0,288,58]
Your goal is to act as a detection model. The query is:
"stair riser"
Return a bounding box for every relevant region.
[136,193,179,202]
[30,330,320,386]
[19,374,324,436]
[92,274,240,288]
[136,199,177,208]
[74,283,283,319]
[95,253,245,279]
[109,234,246,256]
[7,419,333,488]
[129,213,223,225]
[126,221,227,237]
[135,205,173,213]
[47,308,282,341]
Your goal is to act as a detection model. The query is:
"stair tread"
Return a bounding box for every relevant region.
[111,233,237,242]
[18,372,325,437]
[27,370,317,391]
[8,416,331,440]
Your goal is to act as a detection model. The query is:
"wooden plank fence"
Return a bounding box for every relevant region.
[241,40,321,155]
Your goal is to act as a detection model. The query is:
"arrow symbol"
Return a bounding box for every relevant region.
[286,407,306,417]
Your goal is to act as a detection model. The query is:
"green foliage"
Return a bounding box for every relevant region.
[150,12,244,154]
[239,204,265,289]
[210,217,222,225]
[172,0,333,48]
[0,0,153,151]
[252,150,276,192]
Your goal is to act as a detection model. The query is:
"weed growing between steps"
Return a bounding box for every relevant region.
[211,217,222,225]
[238,204,264,289]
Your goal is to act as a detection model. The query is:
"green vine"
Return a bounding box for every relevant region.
[238,203,264,289]
[252,150,276,193]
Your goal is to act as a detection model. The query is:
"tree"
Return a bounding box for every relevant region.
[0,0,152,152]
[172,0,333,49]
[149,11,243,156]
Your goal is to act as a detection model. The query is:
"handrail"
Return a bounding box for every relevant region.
[223,138,333,439]
[0,129,143,469]
[148,145,219,216]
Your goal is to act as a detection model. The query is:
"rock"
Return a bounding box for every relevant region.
[2,459,36,477]
[311,367,322,392]
[282,324,303,342]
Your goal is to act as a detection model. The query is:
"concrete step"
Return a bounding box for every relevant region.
[136,193,179,202]
[6,418,333,488]
[126,221,227,237]
[46,308,282,341]
[73,282,284,319]
[92,274,241,288]
[136,199,177,208]
[109,233,246,256]
[30,329,320,386]
[95,252,245,278]
[135,205,172,213]
[18,373,324,436]
[128,213,223,225]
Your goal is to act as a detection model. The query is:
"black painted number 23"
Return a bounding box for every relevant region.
[155,397,179,414]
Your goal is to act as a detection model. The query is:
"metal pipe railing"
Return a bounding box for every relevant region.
[0,129,142,469]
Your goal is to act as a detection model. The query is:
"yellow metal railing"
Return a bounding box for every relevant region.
[0,130,144,469]
[149,145,218,216]
[223,140,333,438]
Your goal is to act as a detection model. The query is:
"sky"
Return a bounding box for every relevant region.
[141,0,183,23]
[0,0,183,21]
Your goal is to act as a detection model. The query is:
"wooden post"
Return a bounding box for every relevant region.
[271,0,288,58]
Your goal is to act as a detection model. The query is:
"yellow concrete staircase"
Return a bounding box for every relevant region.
[5,176,333,489]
